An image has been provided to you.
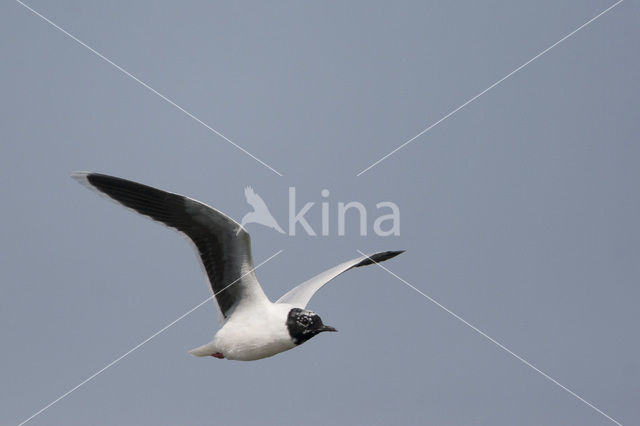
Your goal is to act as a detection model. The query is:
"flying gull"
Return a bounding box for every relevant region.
[72,172,403,361]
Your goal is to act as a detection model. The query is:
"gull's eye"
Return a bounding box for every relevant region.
[297,316,311,327]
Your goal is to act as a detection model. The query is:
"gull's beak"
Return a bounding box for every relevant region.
[320,325,338,332]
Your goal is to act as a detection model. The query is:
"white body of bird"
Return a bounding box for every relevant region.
[190,302,297,360]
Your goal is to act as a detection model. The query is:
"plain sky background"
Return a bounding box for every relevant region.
[1,1,638,425]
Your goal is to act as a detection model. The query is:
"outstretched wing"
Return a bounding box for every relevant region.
[277,251,404,308]
[72,172,269,321]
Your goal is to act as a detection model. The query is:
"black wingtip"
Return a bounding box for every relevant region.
[71,172,110,190]
[355,250,405,267]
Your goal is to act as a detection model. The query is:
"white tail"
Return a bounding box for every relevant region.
[188,342,217,357]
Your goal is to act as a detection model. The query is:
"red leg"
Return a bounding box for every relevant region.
[211,352,225,359]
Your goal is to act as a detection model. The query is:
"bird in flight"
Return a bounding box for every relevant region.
[72,173,403,361]
[237,186,285,234]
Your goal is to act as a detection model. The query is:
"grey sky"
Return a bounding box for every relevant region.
[1,1,638,425]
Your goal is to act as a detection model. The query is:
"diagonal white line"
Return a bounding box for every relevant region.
[356,0,624,177]
[17,249,284,426]
[356,250,623,426]
[15,0,283,177]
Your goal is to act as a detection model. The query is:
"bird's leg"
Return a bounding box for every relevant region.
[211,352,225,359]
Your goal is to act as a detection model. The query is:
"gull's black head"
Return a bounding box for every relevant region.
[286,308,337,345]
